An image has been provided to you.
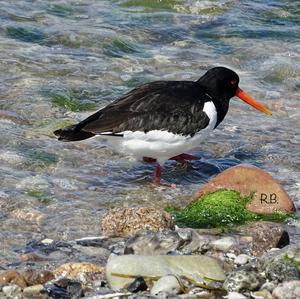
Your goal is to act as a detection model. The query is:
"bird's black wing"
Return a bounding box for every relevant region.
[77,81,212,136]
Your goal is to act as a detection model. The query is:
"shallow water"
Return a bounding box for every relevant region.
[0,0,299,257]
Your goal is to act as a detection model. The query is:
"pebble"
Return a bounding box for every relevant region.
[101,207,173,237]
[224,292,248,299]
[272,280,300,299]
[0,269,27,288]
[2,284,22,298]
[54,262,104,284]
[127,276,148,293]
[125,230,181,255]
[234,254,251,265]
[23,284,44,297]
[251,289,273,299]
[211,237,237,252]
[263,259,299,282]
[151,275,182,296]
[223,270,261,292]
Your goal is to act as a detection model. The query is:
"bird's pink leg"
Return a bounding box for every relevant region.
[153,164,162,185]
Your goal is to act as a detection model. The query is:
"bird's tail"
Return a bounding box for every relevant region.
[54,124,95,142]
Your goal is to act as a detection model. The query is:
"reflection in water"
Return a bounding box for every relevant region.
[0,0,299,256]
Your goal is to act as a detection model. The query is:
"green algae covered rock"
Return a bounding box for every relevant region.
[174,190,290,229]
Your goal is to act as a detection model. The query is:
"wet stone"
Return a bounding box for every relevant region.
[150,275,182,296]
[237,221,289,256]
[224,292,248,299]
[192,164,296,214]
[21,269,55,286]
[2,284,22,299]
[54,262,104,285]
[0,269,27,288]
[263,259,299,283]
[124,230,182,255]
[23,284,45,297]
[127,276,148,293]
[272,280,300,299]
[101,207,173,237]
[223,270,261,293]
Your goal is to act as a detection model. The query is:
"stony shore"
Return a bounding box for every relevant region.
[0,165,298,298]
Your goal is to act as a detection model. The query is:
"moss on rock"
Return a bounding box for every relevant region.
[173,189,292,229]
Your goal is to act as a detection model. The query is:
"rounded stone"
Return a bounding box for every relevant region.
[151,275,182,296]
[192,164,295,214]
[2,284,22,298]
[234,254,251,265]
[272,280,300,299]
[101,207,173,237]
[223,270,261,292]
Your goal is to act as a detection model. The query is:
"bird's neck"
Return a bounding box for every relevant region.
[212,98,230,129]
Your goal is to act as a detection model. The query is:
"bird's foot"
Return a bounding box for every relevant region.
[143,157,157,163]
[169,153,200,169]
[152,164,176,188]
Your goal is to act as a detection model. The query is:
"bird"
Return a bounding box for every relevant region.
[54,66,272,186]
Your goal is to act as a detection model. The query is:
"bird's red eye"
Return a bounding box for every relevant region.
[231,79,237,85]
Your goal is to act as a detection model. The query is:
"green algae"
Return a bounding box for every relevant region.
[6,26,45,43]
[173,190,292,229]
[22,149,59,170]
[120,0,182,11]
[26,190,52,204]
[103,38,141,58]
[50,89,97,112]
[47,3,75,17]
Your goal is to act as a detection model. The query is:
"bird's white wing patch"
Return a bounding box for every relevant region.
[203,101,217,129]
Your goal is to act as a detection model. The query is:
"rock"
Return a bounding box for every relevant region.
[234,254,251,265]
[223,270,261,292]
[54,278,83,298]
[2,284,22,298]
[272,280,300,299]
[0,270,27,288]
[124,230,182,255]
[54,262,104,284]
[237,221,289,256]
[224,292,248,299]
[127,276,148,293]
[19,252,50,262]
[101,207,173,237]
[210,237,237,252]
[23,284,45,297]
[251,289,273,299]
[192,164,295,214]
[151,275,182,296]
[179,229,211,254]
[10,208,45,223]
[263,259,299,283]
[21,269,54,286]
[260,281,277,293]
[106,254,225,290]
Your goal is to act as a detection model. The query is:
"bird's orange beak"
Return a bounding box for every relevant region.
[235,87,272,115]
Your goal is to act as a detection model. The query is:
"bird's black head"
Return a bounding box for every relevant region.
[197,66,272,116]
[197,66,239,100]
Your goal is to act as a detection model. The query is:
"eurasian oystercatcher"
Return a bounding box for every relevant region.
[54,67,271,185]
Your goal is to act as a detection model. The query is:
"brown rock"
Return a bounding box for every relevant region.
[101,207,174,237]
[20,252,50,262]
[192,164,295,214]
[0,270,27,288]
[21,269,54,286]
[237,221,289,256]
